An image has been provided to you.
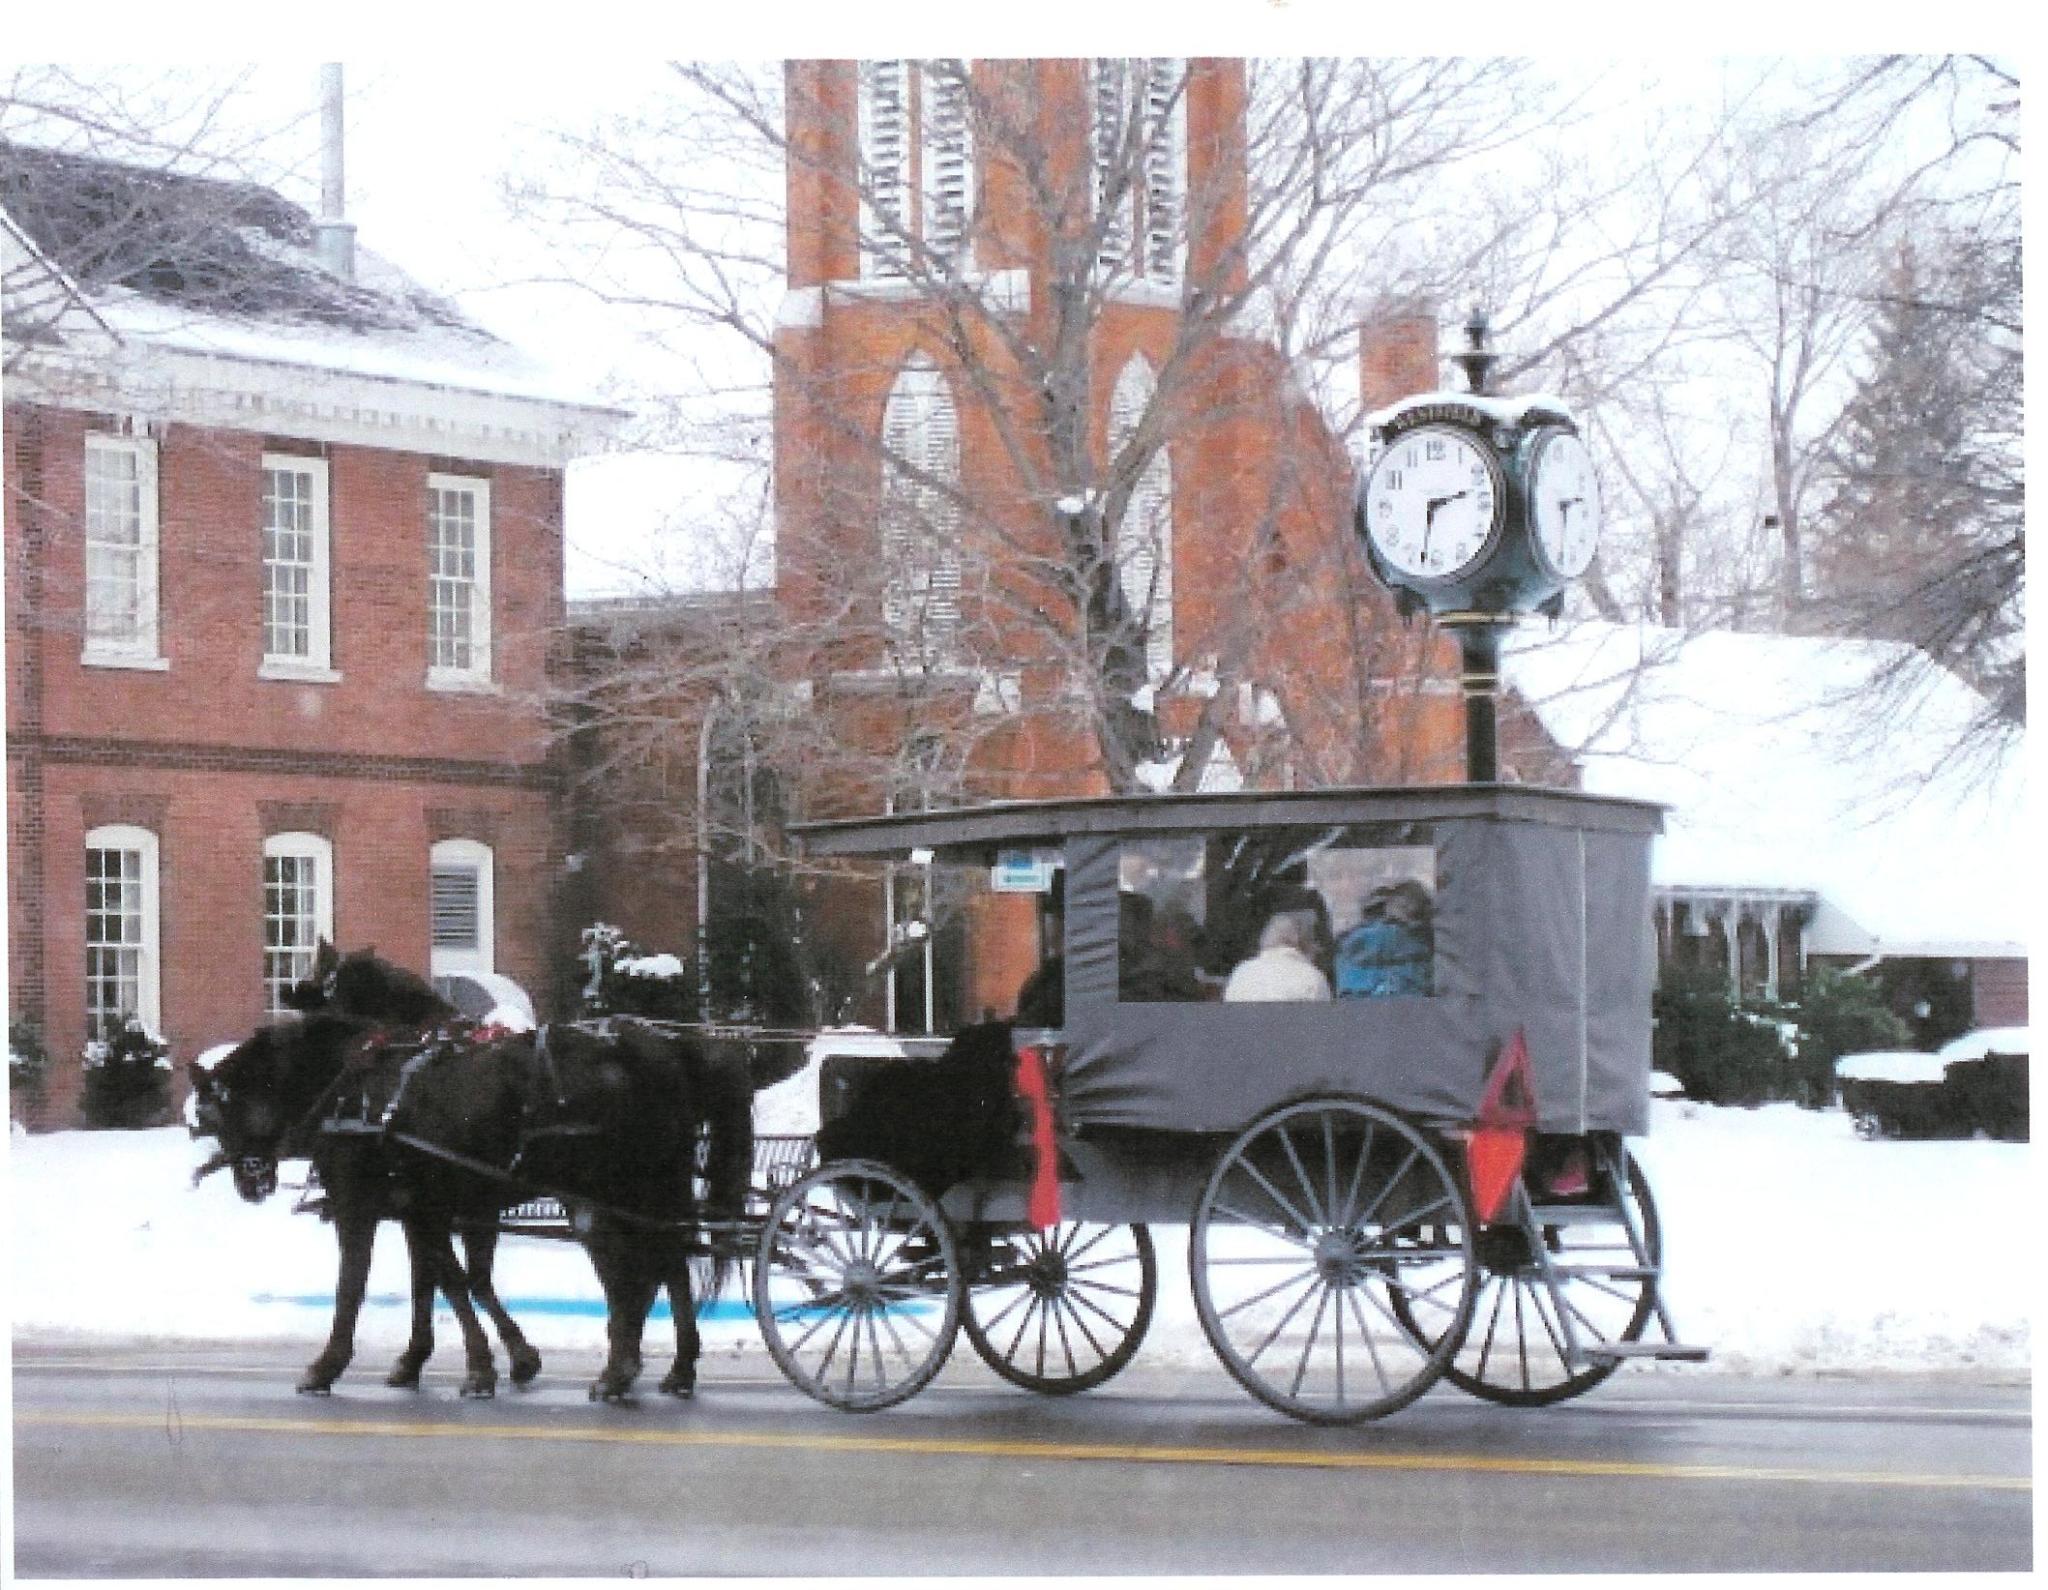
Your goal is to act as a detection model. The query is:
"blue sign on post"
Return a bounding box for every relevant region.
[991,849,1056,893]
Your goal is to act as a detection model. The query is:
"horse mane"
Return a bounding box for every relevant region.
[328,948,456,1026]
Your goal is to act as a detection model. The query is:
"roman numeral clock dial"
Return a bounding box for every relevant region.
[1360,426,1503,584]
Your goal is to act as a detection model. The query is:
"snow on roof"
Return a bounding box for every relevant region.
[1,139,611,415]
[1501,620,2028,959]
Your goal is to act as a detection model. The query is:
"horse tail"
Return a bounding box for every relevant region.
[696,1042,756,1301]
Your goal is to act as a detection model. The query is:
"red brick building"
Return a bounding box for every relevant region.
[564,60,1476,1034]
[4,142,618,1122]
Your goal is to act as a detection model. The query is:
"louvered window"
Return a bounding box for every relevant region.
[1110,355,1174,681]
[858,59,974,279]
[429,838,495,978]
[1089,58,1185,287]
[880,360,963,669]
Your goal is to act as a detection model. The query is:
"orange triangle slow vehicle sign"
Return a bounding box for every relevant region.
[1468,1027,1538,1223]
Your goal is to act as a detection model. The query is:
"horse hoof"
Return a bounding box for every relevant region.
[658,1373,695,1399]
[296,1381,335,1397]
[386,1364,424,1390]
[510,1351,543,1387]
[459,1376,498,1400]
[588,1378,637,1405]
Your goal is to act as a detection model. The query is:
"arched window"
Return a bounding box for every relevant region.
[858,59,975,279]
[429,838,495,979]
[880,358,963,668]
[1110,355,1174,681]
[84,823,160,1038]
[1089,58,1186,286]
[263,832,334,1013]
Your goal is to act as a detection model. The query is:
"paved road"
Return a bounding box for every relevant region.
[11,1342,2031,1576]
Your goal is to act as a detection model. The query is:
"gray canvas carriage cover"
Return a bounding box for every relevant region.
[796,786,1662,1138]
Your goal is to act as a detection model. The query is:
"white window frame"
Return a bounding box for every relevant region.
[82,433,165,669]
[858,59,975,281]
[84,823,161,1039]
[426,473,493,690]
[261,832,335,1015]
[1110,354,1174,681]
[259,453,337,681]
[429,838,495,979]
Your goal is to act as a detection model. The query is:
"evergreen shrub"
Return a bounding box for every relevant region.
[80,1017,173,1130]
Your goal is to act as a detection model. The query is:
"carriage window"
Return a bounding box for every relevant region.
[1118,826,1436,1002]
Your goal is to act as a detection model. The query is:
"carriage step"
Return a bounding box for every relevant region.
[1527,1202,1632,1226]
[1549,1264,1658,1281]
[1586,1342,1711,1362]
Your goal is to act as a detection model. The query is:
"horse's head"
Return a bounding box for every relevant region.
[319,946,456,1028]
[280,939,343,1014]
[188,1016,362,1203]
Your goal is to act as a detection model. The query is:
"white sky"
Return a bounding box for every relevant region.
[5,13,2026,598]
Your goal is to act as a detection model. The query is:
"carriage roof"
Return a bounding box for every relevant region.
[791,782,1663,862]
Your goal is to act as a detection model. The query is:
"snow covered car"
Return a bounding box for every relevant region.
[1834,1049,1957,1139]
[1936,1027,2029,1142]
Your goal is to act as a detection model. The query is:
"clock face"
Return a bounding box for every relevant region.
[1529,429,1601,580]
[1360,425,1502,583]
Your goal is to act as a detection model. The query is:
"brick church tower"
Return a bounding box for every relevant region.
[762,59,1466,1029]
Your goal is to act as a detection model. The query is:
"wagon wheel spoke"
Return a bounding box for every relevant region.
[1242,1270,1324,1371]
[1288,1284,1334,1399]
[1216,1263,1322,1323]
[1352,1145,1421,1231]
[1229,1157,1320,1240]
[1338,1118,1375,1230]
[1343,1285,1394,1399]
[1277,1126,1328,1229]
[1210,1201,1315,1248]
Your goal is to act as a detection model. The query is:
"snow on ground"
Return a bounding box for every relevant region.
[6,1099,2030,1379]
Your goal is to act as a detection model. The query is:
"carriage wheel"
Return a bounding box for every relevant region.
[753,1160,961,1413]
[1418,1151,1663,1407]
[1190,1099,1477,1425]
[961,1222,1157,1395]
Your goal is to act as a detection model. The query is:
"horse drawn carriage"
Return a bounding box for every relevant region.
[192,781,1704,1424]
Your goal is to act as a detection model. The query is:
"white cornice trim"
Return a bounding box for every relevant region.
[6,342,625,469]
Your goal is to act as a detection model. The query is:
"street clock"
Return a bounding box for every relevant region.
[1350,310,1604,782]
[1355,396,1599,620]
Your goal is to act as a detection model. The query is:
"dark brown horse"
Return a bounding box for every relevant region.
[192,952,752,1402]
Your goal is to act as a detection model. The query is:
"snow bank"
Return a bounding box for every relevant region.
[1938,1027,2031,1063]
[8,1100,2029,1378]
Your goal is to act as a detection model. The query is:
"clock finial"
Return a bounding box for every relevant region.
[1452,307,1496,396]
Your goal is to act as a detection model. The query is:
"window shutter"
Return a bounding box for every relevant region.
[860,60,911,279]
[922,386,962,662]
[1142,59,1185,286]
[1091,59,1132,272]
[921,61,972,265]
[431,867,481,950]
[1110,357,1173,681]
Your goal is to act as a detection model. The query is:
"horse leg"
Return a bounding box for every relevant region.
[300,1214,376,1394]
[584,1227,654,1404]
[657,1236,702,1399]
[385,1224,437,1388]
[413,1220,497,1399]
[460,1226,542,1387]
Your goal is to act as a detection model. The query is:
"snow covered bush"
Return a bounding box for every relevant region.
[576,923,693,1020]
[79,1017,173,1130]
[1787,968,1914,1099]
[1653,968,1805,1107]
[9,1018,51,1117]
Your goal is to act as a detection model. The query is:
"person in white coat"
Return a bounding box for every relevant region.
[1222,911,1332,1002]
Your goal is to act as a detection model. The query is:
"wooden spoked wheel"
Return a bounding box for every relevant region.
[1190,1099,1477,1425]
[961,1221,1157,1395]
[753,1160,961,1412]
[1427,1151,1662,1406]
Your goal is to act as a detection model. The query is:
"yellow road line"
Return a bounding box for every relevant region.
[17,1409,2029,1493]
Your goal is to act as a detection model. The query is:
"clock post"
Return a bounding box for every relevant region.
[1353,309,1603,784]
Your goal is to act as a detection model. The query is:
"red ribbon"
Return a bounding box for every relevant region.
[1014,1044,1061,1230]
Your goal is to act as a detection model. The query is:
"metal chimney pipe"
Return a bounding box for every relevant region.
[314,64,357,281]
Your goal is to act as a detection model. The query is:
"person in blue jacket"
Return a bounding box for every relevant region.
[1334,879,1433,998]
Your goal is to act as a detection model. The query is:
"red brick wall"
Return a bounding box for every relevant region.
[1972,957,2029,1029]
[6,399,566,1125]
